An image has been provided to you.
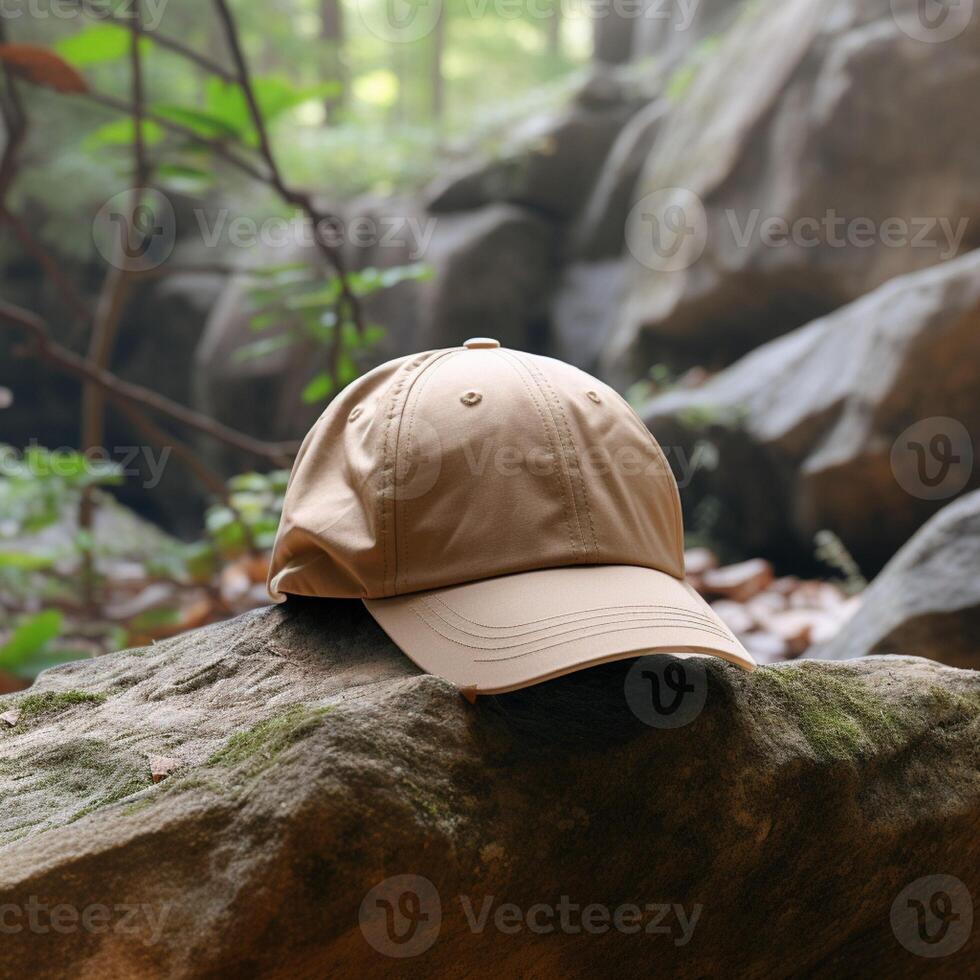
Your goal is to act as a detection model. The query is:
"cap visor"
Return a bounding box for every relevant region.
[363,564,756,695]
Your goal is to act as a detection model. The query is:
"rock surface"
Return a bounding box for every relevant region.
[642,249,980,572]
[811,491,980,670]
[0,600,978,977]
[632,0,744,67]
[415,203,557,351]
[549,259,626,372]
[570,99,668,260]
[608,0,980,380]
[424,104,634,221]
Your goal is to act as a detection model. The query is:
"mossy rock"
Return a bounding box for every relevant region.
[0,599,977,977]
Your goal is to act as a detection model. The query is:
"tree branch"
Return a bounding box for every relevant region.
[0,300,299,465]
[61,0,239,84]
[0,20,27,201]
[212,0,364,390]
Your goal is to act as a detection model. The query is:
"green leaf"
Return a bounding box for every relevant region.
[0,551,55,571]
[227,472,271,494]
[247,311,281,332]
[342,322,386,349]
[337,352,359,387]
[202,76,340,145]
[301,372,334,404]
[267,470,291,494]
[156,162,212,182]
[286,282,341,310]
[178,541,217,583]
[205,506,236,534]
[83,118,164,150]
[0,610,63,669]
[152,103,243,141]
[54,24,152,68]
[233,334,295,362]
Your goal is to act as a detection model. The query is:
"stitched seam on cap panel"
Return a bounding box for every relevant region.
[379,352,442,596]
[395,350,463,594]
[407,602,734,657]
[525,358,600,560]
[497,350,580,561]
[424,593,721,631]
[506,351,587,562]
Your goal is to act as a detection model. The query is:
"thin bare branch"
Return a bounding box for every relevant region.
[0,300,298,465]
[116,401,228,499]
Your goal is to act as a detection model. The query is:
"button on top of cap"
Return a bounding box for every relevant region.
[463,337,500,349]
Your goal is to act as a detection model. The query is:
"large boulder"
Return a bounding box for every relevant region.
[608,0,980,380]
[0,600,978,977]
[549,259,627,372]
[631,0,745,66]
[424,100,635,222]
[642,249,980,573]
[416,204,557,351]
[810,491,980,669]
[570,99,668,260]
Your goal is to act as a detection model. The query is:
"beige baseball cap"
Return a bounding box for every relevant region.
[268,339,755,694]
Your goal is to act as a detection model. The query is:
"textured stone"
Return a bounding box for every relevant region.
[0,599,977,977]
[811,490,980,669]
[609,0,980,380]
[642,250,980,571]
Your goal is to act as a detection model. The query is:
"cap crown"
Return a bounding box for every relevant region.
[269,347,685,600]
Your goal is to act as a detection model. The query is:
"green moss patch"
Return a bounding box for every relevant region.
[5,689,106,722]
[751,665,904,761]
[208,704,331,776]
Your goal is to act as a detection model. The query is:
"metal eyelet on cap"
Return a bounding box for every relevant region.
[586,391,602,404]
[460,391,483,406]
[463,338,500,349]
[348,406,363,422]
